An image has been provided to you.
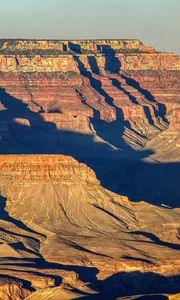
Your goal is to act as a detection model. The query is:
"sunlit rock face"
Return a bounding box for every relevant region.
[0,39,179,204]
[0,39,179,139]
[0,40,179,299]
[0,154,179,299]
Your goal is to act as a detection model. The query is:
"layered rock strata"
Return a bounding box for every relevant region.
[0,155,179,299]
[0,40,179,298]
[0,39,179,140]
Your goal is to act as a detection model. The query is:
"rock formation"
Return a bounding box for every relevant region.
[0,40,179,299]
[0,155,179,299]
[0,39,179,137]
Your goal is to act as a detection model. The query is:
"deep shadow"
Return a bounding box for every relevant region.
[98,45,121,73]
[143,106,155,125]
[88,56,101,75]
[0,88,58,154]
[1,258,179,299]
[77,271,179,299]
[0,87,179,208]
[69,42,82,53]
[100,271,180,298]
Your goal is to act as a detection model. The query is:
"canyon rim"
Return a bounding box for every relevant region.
[0,38,179,300]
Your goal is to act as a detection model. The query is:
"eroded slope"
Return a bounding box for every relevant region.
[0,155,179,299]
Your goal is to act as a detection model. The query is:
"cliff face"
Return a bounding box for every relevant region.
[0,39,179,139]
[0,39,179,208]
[0,155,134,235]
[0,154,98,182]
[0,154,179,299]
[0,40,179,299]
[0,40,179,204]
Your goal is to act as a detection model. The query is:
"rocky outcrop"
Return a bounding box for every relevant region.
[0,39,179,138]
[0,40,179,206]
[0,154,179,299]
[0,40,179,298]
[0,278,31,300]
[0,155,135,235]
[0,155,98,182]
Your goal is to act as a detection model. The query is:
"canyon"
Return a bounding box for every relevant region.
[0,39,179,299]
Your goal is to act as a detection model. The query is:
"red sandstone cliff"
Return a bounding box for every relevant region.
[0,39,179,206]
[0,39,179,138]
[0,40,179,299]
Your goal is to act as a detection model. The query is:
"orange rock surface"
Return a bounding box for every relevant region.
[0,154,179,299]
[0,39,179,134]
[0,40,179,299]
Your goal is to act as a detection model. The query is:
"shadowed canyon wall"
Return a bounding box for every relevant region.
[0,39,179,206]
[0,40,179,299]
